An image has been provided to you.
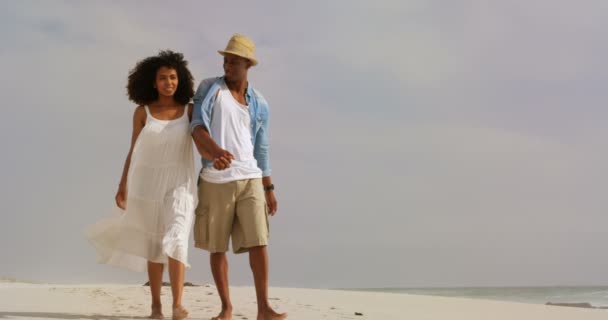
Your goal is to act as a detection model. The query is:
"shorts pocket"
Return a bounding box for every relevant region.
[193,208,209,245]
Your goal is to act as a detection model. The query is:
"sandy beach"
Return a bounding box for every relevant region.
[1,281,607,320]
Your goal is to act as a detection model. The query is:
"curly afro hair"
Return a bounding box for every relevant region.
[127,50,194,106]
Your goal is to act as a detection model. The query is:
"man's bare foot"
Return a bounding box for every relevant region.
[172,305,189,320]
[149,304,164,319]
[211,308,233,320]
[257,307,287,320]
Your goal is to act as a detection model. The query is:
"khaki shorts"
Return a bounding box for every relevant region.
[194,178,269,254]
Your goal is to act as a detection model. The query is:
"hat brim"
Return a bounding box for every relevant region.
[218,50,258,66]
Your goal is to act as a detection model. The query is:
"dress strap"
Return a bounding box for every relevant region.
[181,104,189,120]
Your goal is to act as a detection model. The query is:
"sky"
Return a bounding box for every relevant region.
[1,0,607,289]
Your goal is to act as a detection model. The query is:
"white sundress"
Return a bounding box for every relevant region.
[86,105,197,272]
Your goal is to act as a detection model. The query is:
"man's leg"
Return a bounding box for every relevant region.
[194,180,237,320]
[233,179,287,320]
[249,246,287,320]
[211,252,233,320]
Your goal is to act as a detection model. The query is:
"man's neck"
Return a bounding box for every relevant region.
[225,77,248,96]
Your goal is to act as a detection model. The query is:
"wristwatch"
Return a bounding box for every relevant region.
[263,184,275,191]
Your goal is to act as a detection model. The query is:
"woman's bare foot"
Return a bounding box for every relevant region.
[257,307,287,320]
[172,305,189,320]
[149,304,164,319]
[211,307,233,320]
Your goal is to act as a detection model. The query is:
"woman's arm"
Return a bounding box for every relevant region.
[115,106,146,209]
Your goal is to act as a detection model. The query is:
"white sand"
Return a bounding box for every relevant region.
[1,282,607,320]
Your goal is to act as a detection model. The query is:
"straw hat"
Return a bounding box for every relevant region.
[218,34,259,66]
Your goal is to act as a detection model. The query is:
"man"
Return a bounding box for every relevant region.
[190,34,287,320]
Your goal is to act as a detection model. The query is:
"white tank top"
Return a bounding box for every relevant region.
[201,81,263,183]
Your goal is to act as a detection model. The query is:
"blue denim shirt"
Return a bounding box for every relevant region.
[190,77,271,177]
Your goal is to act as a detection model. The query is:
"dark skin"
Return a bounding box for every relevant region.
[192,54,277,215]
[116,66,187,209]
[192,53,286,320]
[115,66,194,318]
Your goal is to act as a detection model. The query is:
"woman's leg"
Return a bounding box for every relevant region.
[148,261,164,318]
[168,257,185,307]
[168,257,188,319]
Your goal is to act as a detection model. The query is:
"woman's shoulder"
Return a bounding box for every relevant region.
[134,105,147,115]
[133,105,147,123]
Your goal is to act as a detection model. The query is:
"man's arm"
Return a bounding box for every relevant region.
[253,96,277,214]
[253,106,271,177]
[188,103,212,160]
[192,125,234,169]
[189,78,215,134]
[190,78,234,168]
[262,176,277,215]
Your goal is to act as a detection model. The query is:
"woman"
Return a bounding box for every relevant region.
[87,50,197,320]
